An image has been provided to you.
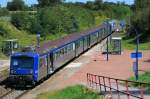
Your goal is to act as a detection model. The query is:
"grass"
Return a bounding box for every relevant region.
[36,85,104,99]
[120,32,150,50]
[0,52,8,59]
[0,20,37,58]
[128,72,150,90]
[0,21,37,46]
[122,38,150,50]
[0,20,37,48]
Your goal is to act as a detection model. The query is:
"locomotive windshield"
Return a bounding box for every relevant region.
[11,56,34,69]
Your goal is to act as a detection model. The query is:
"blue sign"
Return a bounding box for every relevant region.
[131,52,142,58]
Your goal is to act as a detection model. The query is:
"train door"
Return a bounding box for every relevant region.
[87,35,90,48]
[47,53,53,74]
[83,36,87,50]
[73,42,76,56]
[75,40,79,56]
[96,32,99,42]
[38,55,48,80]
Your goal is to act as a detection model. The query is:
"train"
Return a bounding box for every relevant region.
[9,21,116,85]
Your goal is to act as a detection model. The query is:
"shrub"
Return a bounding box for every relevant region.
[11,12,36,31]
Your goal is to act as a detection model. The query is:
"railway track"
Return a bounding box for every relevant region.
[0,84,30,99]
[0,76,30,99]
[1,90,29,99]
[0,89,14,99]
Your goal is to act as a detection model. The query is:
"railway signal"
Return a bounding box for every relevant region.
[37,32,41,48]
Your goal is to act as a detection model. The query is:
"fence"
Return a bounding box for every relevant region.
[87,73,150,99]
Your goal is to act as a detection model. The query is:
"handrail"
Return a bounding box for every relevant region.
[87,73,150,99]
[91,74,150,85]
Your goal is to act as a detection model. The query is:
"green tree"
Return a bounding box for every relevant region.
[7,0,27,11]
[94,0,103,10]
[38,6,78,34]
[11,12,35,31]
[85,1,94,9]
[131,0,150,41]
[133,0,150,23]
[38,0,63,7]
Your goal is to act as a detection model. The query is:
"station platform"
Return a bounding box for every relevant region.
[21,44,150,99]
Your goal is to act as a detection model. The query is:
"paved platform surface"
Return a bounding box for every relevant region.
[59,46,150,86]
[21,43,150,99]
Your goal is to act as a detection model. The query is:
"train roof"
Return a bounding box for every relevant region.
[36,25,105,54]
[11,52,38,58]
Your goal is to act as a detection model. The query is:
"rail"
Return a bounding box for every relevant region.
[87,73,150,99]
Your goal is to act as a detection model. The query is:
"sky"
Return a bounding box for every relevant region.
[0,0,134,7]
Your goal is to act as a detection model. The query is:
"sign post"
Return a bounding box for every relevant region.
[130,28,141,81]
[131,52,142,80]
[135,28,139,80]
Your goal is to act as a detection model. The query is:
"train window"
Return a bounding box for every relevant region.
[69,45,72,51]
[55,53,57,60]
[58,51,61,57]
[64,47,67,54]
[69,45,71,51]
[81,40,83,46]
[68,44,71,51]
[77,40,80,48]
[73,43,75,50]
[13,60,18,66]
[55,52,59,60]
[11,57,34,69]
[71,44,73,51]
[62,48,65,55]
[96,32,98,37]
[67,45,69,52]
[48,54,51,65]
[55,52,57,60]
[60,49,64,57]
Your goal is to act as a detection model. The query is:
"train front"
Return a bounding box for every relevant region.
[9,52,39,85]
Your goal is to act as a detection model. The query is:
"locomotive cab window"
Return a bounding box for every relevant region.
[11,56,34,69]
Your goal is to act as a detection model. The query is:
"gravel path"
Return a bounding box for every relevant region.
[0,60,9,73]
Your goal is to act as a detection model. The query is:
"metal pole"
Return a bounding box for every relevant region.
[120,39,122,55]
[135,28,139,80]
[106,21,109,61]
[107,37,109,61]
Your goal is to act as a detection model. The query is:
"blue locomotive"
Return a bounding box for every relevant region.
[9,22,114,85]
